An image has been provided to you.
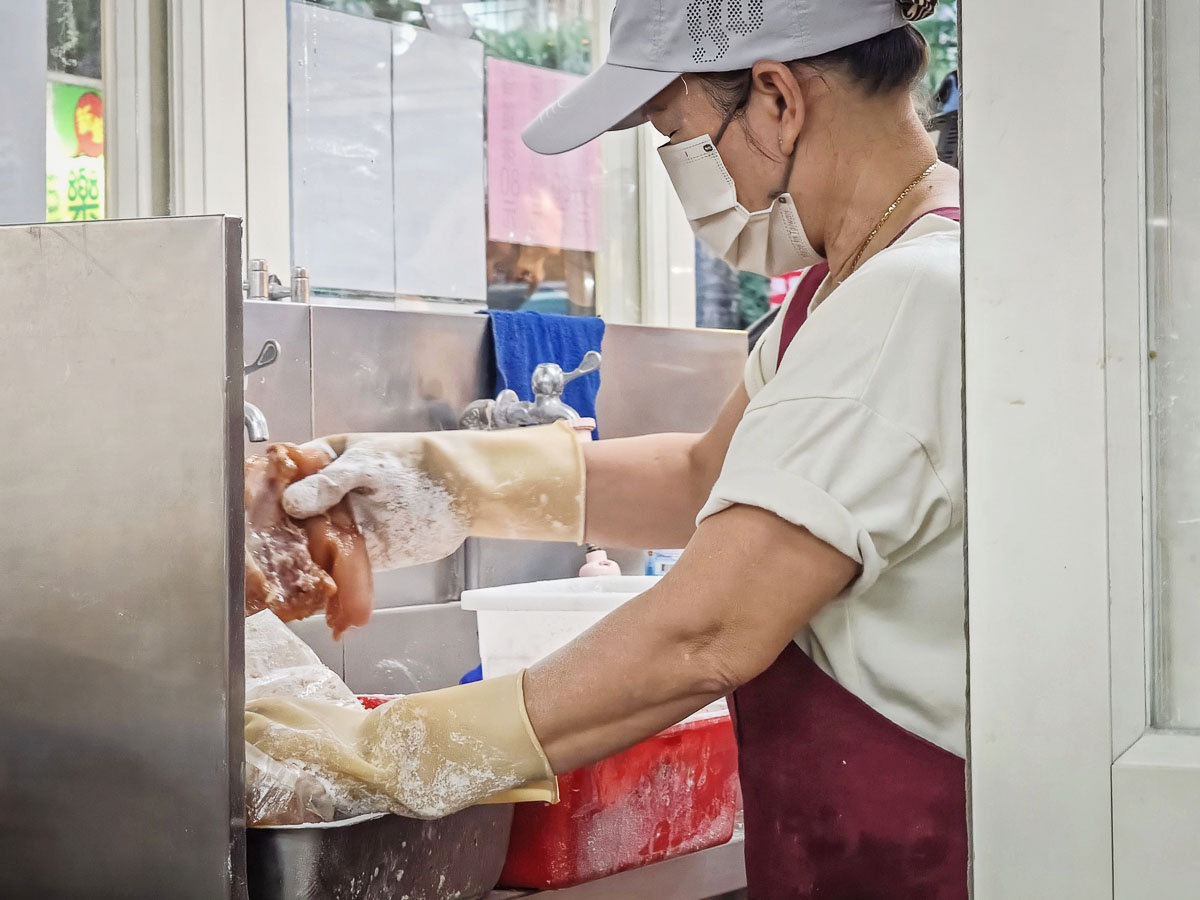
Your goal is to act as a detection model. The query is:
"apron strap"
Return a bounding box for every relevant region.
[775,263,828,370]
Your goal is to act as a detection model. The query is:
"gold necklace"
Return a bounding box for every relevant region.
[839,162,939,283]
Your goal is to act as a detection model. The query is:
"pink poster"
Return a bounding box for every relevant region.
[486,58,602,254]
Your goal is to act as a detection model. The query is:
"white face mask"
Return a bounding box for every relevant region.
[658,134,822,276]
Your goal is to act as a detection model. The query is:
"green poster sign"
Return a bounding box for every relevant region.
[46,79,105,222]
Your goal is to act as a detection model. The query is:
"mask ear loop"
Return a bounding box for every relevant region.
[711,71,797,202]
[769,148,798,202]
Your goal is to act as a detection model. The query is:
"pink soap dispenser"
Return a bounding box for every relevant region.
[579,544,621,577]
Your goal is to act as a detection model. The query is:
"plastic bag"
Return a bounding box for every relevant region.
[245,742,335,826]
[245,610,360,708]
[245,611,361,824]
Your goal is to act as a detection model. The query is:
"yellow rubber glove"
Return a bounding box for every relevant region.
[244,673,557,819]
[281,422,585,571]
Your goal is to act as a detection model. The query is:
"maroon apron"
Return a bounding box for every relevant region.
[731,208,966,900]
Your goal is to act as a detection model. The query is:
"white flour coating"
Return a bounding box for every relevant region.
[249,701,522,820]
[348,462,465,570]
[284,448,467,571]
[245,668,359,708]
[361,704,522,819]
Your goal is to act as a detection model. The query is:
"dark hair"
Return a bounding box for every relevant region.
[806,24,929,94]
[700,25,930,122]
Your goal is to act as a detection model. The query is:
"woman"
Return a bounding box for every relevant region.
[246,0,966,896]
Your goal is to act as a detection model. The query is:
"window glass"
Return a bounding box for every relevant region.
[0,2,172,227]
[292,0,640,319]
[46,0,107,223]
[1146,0,1200,728]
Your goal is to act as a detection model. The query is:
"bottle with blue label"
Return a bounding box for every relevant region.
[645,549,684,576]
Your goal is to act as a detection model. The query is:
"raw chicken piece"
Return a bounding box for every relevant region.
[245,444,374,638]
[302,504,374,638]
[245,445,333,622]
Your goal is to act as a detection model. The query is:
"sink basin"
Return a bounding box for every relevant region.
[247,804,513,900]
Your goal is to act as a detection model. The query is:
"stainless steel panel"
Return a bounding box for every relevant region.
[342,603,481,694]
[311,307,489,607]
[244,301,314,456]
[598,324,747,438]
[247,805,513,900]
[604,547,649,575]
[465,539,586,592]
[286,619,347,681]
[374,560,461,609]
[310,306,488,434]
[0,218,244,898]
[295,312,743,603]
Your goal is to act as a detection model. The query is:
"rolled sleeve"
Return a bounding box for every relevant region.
[698,396,953,597]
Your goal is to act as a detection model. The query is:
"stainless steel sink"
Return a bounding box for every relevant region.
[247,804,514,900]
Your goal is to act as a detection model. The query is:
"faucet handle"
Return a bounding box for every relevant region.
[244,340,281,377]
[562,350,601,386]
[243,341,280,444]
[531,351,601,398]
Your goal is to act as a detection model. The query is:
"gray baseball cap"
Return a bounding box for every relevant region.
[523,0,913,156]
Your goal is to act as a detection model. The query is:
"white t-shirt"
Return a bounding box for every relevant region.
[698,214,965,756]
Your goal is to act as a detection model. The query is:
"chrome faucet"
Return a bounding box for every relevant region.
[461,351,601,430]
[244,401,269,443]
[243,340,280,443]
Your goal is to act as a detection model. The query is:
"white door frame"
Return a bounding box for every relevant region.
[964,0,1200,894]
[170,0,248,226]
[169,0,294,282]
[104,0,157,218]
[962,0,1113,894]
[1108,0,1200,888]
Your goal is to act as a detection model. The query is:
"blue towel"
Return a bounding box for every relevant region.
[484,310,605,430]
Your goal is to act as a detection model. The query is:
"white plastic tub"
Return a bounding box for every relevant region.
[461,576,659,678]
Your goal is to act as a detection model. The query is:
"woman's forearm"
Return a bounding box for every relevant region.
[582,433,709,549]
[525,504,858,772]
[525,583,727,771]
[583,385,749,549]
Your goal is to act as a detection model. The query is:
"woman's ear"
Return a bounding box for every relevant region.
[750,61,806,158]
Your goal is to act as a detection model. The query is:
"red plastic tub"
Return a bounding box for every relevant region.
[499,712,740,890]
